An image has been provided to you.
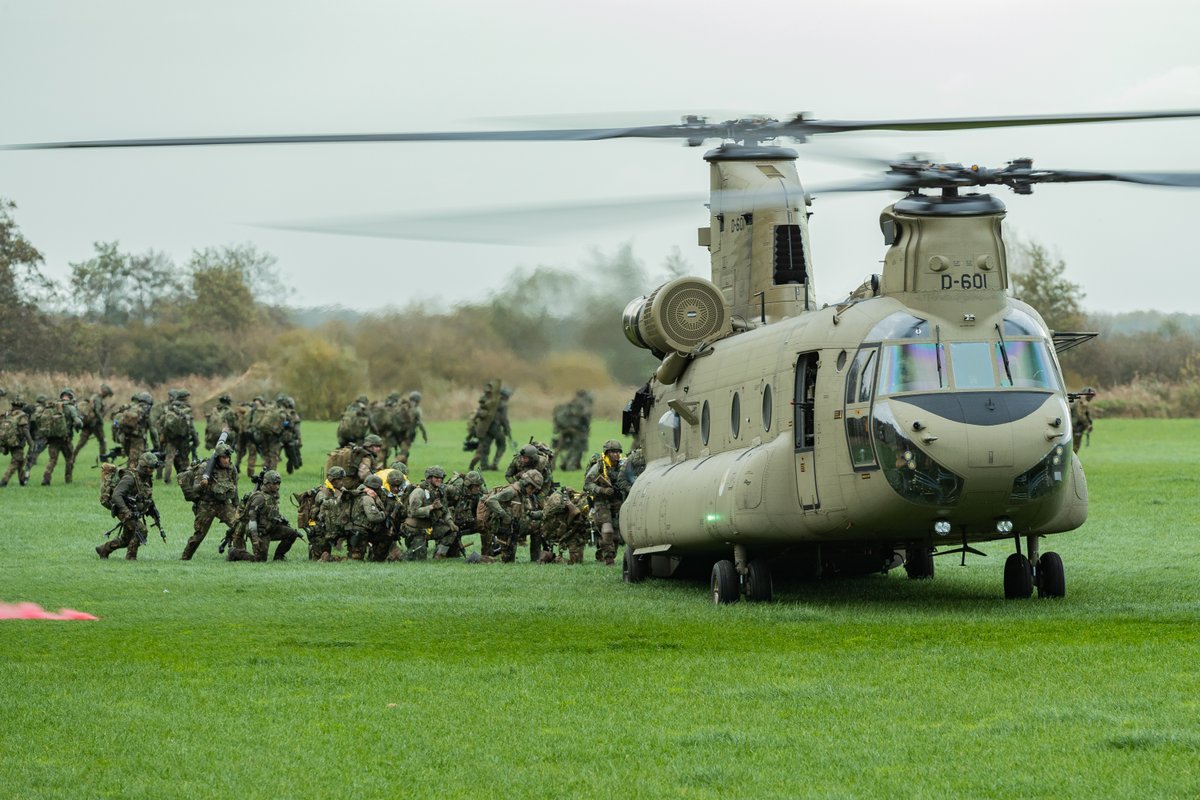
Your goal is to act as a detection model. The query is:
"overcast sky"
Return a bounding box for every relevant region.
[3,0,1199,314]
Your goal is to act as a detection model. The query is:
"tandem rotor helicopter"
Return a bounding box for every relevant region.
[8,108,1200,602]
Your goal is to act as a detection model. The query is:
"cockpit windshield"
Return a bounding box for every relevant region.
[876,339,1060,395]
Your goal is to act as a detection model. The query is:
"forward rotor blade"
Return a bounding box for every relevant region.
[6,109,1199,150]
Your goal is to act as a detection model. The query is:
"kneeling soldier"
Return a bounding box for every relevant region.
[484,469,543,563]
[347,473,387,560]
[404,465,456,560]
[229,470,299,562]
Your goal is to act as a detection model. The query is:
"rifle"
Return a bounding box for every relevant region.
[130,496,168,543]
[218,470,264,553]
[283,439,303,474]
[94,445,124,466]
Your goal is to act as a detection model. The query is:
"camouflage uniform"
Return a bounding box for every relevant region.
[235,397,265,474]
[483,470,543,562]
[348,435,384,491]
[250,396,288,474]
[280,396,303,475]
[227,471,298,562]
[0,396,35,487]
[302,466,346,560]
[470,387,513,471]
[346,475,388,561]
[1071,388,1095,454]
[393,391,428,464]
[444,471,486,557]
[181,444,239,560]
[34,389,82,485]
[73,383,114,461]
[204,394,238,450]
[403,466,456,560]
[584,440,630,565]
[111,393,153,467]
[539,487,590,564]
[159,390,199,484]
[337,396,372,448]
[553,390,592,471]
[97,453,161,560]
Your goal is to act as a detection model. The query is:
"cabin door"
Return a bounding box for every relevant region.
[794,352,819,510]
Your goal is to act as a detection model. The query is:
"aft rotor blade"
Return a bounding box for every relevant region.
[786,109,1200,136]
[1032,169,1200,187]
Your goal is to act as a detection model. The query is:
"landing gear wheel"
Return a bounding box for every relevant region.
[1037,551,1066,598]
[1004,553,1033,599]
[711,560,739,605]
[745,559,773,602]
[905,544,935,580]
[622,547,647,584]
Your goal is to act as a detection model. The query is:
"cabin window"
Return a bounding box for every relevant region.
[998,340,1061,391]
[948,342,996,389]
[762,385,773,432]
[878,343,946,395]
[730,392,741,439]
[773,224,808,285]
[1002,309,1042,337]
[845,348,878,406]
[865,312,931,342]
[701,400,711,445]
[658,410,681,452]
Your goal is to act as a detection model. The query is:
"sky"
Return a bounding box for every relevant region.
[2,0,1200,314]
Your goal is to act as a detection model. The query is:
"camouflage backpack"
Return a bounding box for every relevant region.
[0,412,20,449]
[253,405,285,438]
[325,446,354,476]
[291,487,322,531]
[117,404,144,434]
[99,462,129,510]
[176,459,207,503]
[161,404,192,439]
[475,486,513,527]
[79,397,100,427]
[34,402,69,439]
[337,406,370,444]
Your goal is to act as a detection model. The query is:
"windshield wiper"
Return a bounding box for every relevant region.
[994,323,1014,386]
[934,325,945,388]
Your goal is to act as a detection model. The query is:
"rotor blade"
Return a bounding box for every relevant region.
[1033,169,1200,187]
[786,109,1200,136]
[805,174,922,194]
[7,109,1200,150]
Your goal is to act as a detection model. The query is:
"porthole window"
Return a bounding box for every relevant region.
[836,350,847,371]
[658,410,682,452]
[763,385,773,431]
[701,400,711,445]
[731,392,742,439]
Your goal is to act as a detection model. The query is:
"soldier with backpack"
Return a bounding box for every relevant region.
[252,395,288,473]
[337,396,372,448]
[279,396,303,474]
[235,396,265,475]
[226,470,299,562]
[0,395,34,487]
[97,452,162,560]
[480,469,543,563]
[295,465,346,561]
[393,391,428,465]
[179,443,239,560]
[36,388,83,485]
[112,393,153,466]
[73,383,114,463]
[205,394,238,450]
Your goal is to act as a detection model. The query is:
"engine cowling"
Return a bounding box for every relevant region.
[622,276,731,358]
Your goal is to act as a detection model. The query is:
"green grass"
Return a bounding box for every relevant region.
[2,419,1198,799]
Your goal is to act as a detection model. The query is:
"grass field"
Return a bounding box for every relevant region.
[2,418,1198,799]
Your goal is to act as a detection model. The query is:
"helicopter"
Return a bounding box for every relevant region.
[7,109,1200,602]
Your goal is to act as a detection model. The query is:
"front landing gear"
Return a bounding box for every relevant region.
[1004,535,1066,599]
[711,546,774,605]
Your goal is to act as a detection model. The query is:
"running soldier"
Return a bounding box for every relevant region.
[280,396,303,474]
[73,383,114,462]
[205,394,238,450]
[158,389,199,484]
[250,395,288,474]
[0,395,34,487]
[97,452,161,560]
[111,392,154,466]
[585,439,630,566]
[393,391,428,464]
[337,395,372,447]
[235,396,265,475]
[180,443,239,560]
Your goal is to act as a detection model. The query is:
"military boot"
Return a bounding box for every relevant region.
[227,547,255,562]
[273,536,295,560]
[96,542,115,559]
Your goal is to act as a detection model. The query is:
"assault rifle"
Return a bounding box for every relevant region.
[109,496,167,545]
[218,468,266,554]
[97,445,124,465]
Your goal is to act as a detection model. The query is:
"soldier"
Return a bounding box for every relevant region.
[370,395,398,462]
[393,391,428,464]
[204,393,238,450]
[471,387,514,471]
[247,394,288,474]
[585,439,630,566]
[227,470,299,562]
[337,395,372,447]
[35,388,83,485]
[1070,387,1095,454]
[280,396,303,474]
[180,443,239,560]
[401,466,454,560]
[483,469,543,562]
[111,392,154,466]
[0,394,35,487]
[97,452,161,560]
[73,383,114,462]
[304,465,346,561]
[158,389,199,484]
[26,394,50,468]
[346,473,388,561]
[538,485,590,564]
[351,434,385,489]
[235,396,265,475]
[444,470,486,557]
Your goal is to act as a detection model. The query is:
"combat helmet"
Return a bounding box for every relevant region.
[464,470,484,487]
[409,391,422,403]
[10,394,23,407]
[520,444,539,459]
[262,470,282,486]
[363,474,383,491]
[424,466,447,480]
[363,434,383,447]
[35,394,47,404]
[326,465,347,480]
[60,387,75,401]
[138,452,159,471]
[214,443,234,458]
[136,392,153,405]
[175,389,191,400]
[519,469,544,490]
[388,460,409,476]
[100,383,113,397]
[602,439,623,453]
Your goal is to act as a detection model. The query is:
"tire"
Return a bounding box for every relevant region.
[1003,553,1033,599]
[711,560,739,605]
[904,544,935,580]
[622,547,647,584]
[746,559,773,602]
[1037,551,1066,598]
